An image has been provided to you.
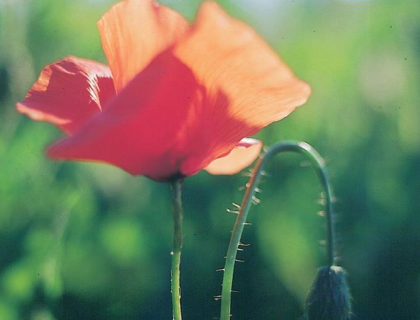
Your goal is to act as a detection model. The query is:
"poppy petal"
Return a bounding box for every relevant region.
[172,2,311,172]
[98,0,188,92]
[47,52,205,181]
[16,56,115,134]
[45,2,311,182]
[204,138,262,175]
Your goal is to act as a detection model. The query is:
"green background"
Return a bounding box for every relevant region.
[1,0,419,319]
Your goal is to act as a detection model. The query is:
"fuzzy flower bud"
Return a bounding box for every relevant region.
[305,266,352,320]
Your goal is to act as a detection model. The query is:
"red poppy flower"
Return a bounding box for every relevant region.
[17,0,310,182]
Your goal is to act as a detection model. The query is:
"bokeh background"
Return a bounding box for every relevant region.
[1,0,419,319]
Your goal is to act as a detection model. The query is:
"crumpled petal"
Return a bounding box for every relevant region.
[98,0,188,92]
[16,56,115,134]
[47,52,205,181]
[172,2,311,175]
[204,138,262,175]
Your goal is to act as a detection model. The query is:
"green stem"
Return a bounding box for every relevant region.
[220,141,336,320]
[170,179,184,320]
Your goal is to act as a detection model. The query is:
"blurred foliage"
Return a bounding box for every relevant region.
[1,0,420,319]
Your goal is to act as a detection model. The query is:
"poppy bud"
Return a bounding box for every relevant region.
[305,266,352,320]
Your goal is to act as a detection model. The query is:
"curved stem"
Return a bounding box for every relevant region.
[220,141,336,320]
[170,179,184,320]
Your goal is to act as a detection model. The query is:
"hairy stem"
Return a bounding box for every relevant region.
[220,141,336,320]
[171,179,184,320]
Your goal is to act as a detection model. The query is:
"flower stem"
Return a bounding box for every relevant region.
[220,141,336,320]
[170,179,184,320]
